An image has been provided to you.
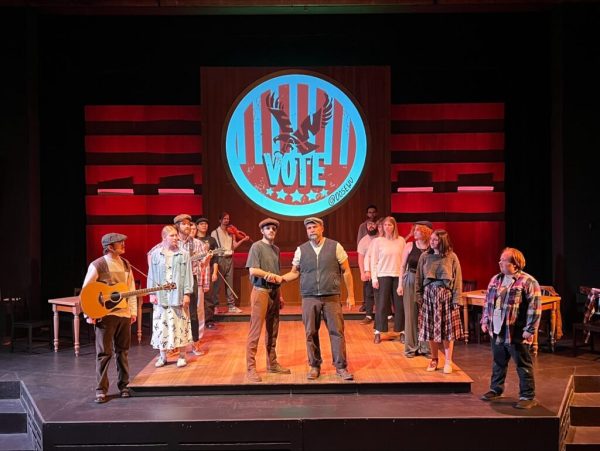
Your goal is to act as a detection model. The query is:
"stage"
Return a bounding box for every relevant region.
[130,320,472,396]
[3,315,599,450]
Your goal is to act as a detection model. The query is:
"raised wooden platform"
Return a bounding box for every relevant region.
[129,320,473,395]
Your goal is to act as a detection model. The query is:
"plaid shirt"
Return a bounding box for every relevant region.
[179,236,203,277]
[481,270,541,344]
[197,239,213,292]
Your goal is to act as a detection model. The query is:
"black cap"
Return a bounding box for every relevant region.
[414,220,433,230]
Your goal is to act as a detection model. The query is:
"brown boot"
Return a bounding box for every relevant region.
[246,369,262,382]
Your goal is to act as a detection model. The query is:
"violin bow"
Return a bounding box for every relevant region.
[217,269,239,300]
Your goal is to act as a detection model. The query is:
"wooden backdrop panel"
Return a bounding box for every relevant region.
[201,66,390,252]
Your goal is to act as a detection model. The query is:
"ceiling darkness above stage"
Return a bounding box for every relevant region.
[1,0,589,15]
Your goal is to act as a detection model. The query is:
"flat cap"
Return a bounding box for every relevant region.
[196,217,209,225]
[303,217,323,227]
[414,220,433,230]
[173,213,192,224]
[101,233,127,247]
[259,217,280,229]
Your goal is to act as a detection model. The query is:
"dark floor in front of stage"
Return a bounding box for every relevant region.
[2,322,600,425]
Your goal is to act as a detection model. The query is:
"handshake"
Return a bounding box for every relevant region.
[265,272,283,284]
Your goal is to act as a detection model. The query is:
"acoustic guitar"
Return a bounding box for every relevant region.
[80,281,176,319]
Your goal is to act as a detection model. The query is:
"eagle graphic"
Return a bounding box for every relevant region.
[266,91,333,155]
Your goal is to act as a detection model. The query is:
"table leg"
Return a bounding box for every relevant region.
[463,302,470,344]
[53,306,59,352]
[137,303,142,344]
[73,309,80,357]
[550,305,557,352]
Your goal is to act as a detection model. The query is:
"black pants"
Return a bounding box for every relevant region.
[375,276,404,333]
[362,279,374,316]
[490,335,535,399]
[188,277,199,341]
[95,315,131,395]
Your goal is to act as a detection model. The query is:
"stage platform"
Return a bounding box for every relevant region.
[129,321,472,396]
[2,318,599,450]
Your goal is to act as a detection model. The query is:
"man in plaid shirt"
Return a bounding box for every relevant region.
[480,247,541,409]
[173,214,205,356]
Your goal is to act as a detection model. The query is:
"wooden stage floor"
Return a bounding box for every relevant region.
[4,317,600,450]
[129,320,473,395]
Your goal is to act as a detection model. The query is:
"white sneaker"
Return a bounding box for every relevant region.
[192,348,204,356]
[443,363,453,374]
[176,358,187,368]
[228,306,243,313]
[154,357,167,368]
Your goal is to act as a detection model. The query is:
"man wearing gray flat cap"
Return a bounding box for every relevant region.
[281,217,355,381]
[82,233,137,404]
[244,218,290,382]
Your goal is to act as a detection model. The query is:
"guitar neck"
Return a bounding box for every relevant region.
[121,286,168,298]
[191,248,225,262]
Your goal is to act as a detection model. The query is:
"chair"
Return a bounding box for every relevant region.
[538,285,563,346]
[462,279,484,343]
[9,294,51,353]
[573,287,600,355]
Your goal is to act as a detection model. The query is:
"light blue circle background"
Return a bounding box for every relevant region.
[225,73,367,218]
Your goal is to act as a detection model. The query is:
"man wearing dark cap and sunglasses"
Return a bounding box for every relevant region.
[82,233,137,404]
[244,218,290,382]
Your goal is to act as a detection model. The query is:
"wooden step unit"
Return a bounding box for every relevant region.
[566,375,600,450]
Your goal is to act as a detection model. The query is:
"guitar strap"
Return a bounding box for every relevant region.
[128,261,150,281]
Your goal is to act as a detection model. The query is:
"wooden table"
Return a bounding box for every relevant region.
[461,289,562,355]
[48,296,82,356]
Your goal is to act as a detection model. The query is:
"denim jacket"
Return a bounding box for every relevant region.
[148,247,193,307]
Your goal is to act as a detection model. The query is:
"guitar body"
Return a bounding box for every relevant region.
[80,281,130,319]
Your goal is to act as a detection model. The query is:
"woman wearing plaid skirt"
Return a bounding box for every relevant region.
[416,229,463,374]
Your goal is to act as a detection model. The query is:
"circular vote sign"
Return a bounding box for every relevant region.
[224,71,368,219]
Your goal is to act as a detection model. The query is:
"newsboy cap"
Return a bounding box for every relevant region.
[173,213,192,224]
[259,218,280,229]
[303,217,323,227]
[196,217,209,225]
[414,220,433,230]
[101,233,127,247]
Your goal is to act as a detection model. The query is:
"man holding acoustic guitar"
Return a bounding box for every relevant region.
[81,233,137,404]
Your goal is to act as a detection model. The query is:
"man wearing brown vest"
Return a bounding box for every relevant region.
[82,233,137,404]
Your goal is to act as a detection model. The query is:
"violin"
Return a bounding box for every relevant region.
[227,225,252,242]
